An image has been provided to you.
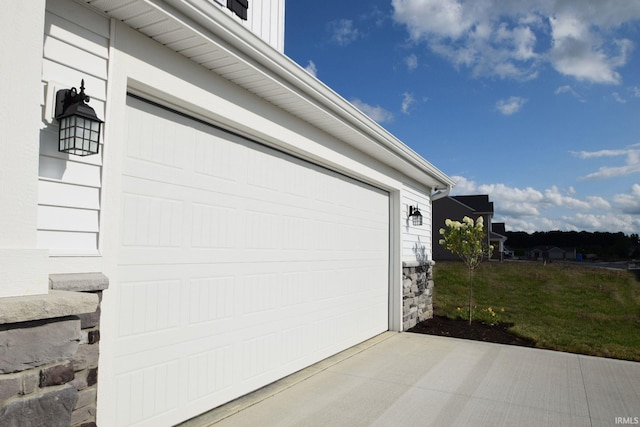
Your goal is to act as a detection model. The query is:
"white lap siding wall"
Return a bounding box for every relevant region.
[402,184,433,263]
[39,0,108,268]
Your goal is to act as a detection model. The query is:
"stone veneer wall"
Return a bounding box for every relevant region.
[0,273,107,427]
[402,260,434,330]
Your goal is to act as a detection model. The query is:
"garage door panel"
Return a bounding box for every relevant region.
[193,128,247,182]
[111,268,388,369]
[115,260,386,338]
[113,96,390,426]
[120,179,388,256]
[118,231,387,266]
[112,308,382,385]
[112,307,388,426]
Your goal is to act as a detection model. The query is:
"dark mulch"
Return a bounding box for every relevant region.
[408,315,537,348]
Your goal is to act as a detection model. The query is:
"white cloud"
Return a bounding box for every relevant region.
[548,15,632,84]
[554,85,585,102]
[452,177,614,216]
[405,54,418,71]
[560,213,640,234]
[572,143,640,179]
[450,175,477,194]
[586,196,612,210]
[633,86,640,97]
[496,96,527,115]
[304,60,317,77]
[391,0,640,84]
[614,184,640,214]
[392,0,472,40]
[401,92,415,114]
[452,176,544,217]
[544,185,590,210]
[350,98,394,123]
[450,175,624,232]
[612,92,626,103]
[545,15,633,84]
[328,19,360,46]
[572,144,640,159]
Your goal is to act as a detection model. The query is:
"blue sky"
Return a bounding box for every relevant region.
[284,0,640,234]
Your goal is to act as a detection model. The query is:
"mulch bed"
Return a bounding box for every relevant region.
[408,315,537,348]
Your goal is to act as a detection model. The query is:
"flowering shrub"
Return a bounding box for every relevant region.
[439,216,493,324]
[439,216,492,271]
[456,306,505,325]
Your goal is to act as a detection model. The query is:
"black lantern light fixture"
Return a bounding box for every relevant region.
[54,80,103,156]
[408,205,423,226]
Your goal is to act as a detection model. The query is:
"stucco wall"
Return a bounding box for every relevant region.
[0,0,49,298]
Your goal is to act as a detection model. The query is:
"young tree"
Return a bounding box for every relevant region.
[439,216,493,324]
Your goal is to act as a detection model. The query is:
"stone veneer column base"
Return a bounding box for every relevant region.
[0,273,108,427]
[402,260,435,331]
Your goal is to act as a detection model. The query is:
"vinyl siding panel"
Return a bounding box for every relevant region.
[38,0,108,254]
[38,180,100,210]
[402,184,432,262]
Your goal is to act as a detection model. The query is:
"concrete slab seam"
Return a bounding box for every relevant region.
[577,355,594,427]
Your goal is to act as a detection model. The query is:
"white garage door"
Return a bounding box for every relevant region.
[112,96,390,426]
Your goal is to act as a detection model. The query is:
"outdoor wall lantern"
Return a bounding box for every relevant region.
[408,205,423,226]
[54,79,103,156]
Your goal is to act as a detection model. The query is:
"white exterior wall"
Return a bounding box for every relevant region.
[0,0,50,297]
[32,0,437,303]
[401,184,433,263]
[97,20,411,426]
[17,0,448,422]
[39,0,109,273]
[246,0,285,51]
[212,0,285,51]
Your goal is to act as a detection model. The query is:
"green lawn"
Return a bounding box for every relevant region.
[432,260,640,361]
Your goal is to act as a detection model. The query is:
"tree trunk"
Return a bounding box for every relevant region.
[468,267,473,325]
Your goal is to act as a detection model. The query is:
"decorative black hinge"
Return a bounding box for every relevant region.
[227,0,248,20]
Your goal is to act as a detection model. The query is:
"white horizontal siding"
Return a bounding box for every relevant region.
[43,32,107,79]
[38,206,100,232]
[38,180,100,210]
[45,11,109,59]
[38,0,108,255]
[38,231,98,252]
[402,184,432,263]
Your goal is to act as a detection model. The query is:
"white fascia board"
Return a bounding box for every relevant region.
[148,0,455,191]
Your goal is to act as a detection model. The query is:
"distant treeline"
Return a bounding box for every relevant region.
[505,230,640,259]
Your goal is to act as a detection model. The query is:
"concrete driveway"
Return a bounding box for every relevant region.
[181,332,640,427]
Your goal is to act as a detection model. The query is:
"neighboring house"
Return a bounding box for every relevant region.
[491,222,508,260]
[528,246,577,261]
[432,195,498,261]
[0,1,454,426]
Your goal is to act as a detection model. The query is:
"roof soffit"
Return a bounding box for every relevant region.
[85,0,454,189]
